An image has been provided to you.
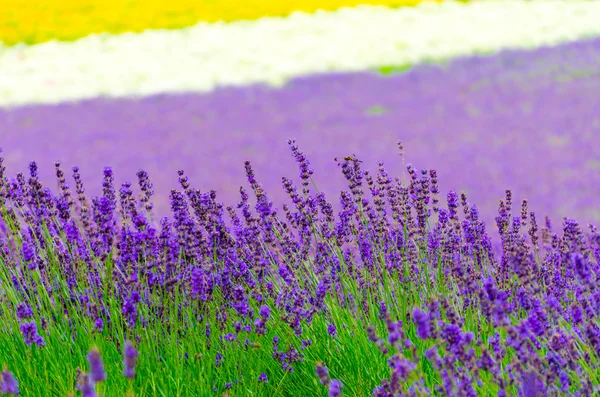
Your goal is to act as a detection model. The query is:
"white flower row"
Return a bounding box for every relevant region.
[1,0,600,107]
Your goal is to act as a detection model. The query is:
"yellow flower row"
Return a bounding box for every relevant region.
[0,0,443,47]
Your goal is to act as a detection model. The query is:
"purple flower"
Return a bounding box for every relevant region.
[316,363,330,385]
[258,373,268,383]
[259,305,271,319]
[327,324,337,338]
[77,373,96,397]
[87,349,106,383]
[301,339,312,350]
[94,318,104,332]
[389,355,416,384]
[123,340,139,379]
[191,268,213,302]
[520,371,546,397]
[136,169,154,212]
[412,308,431,340]
[0,370,19,395]
[254,317,267,335]
[15,303,33,320]
[19,321,44,347]
[20,241,35,263]
[558,371,570,392]
[571,305,583,325]
[225,333,237,342]
[379,301,387,319]
[122,290,140,327]
[328,379,343,397]
[447,191,458,220]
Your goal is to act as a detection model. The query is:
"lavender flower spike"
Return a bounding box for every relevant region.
[77,373,96,397]
[15,303,33,321]
[123,340,139,379]
[87,348,106,383]
[316,363,330,386]
[19,321,44,347]
[0,369,19,395]
[327,324,337,338]
[411,308,432,340]
[328,379,343,397]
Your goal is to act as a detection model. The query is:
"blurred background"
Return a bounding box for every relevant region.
[1,0,600,232]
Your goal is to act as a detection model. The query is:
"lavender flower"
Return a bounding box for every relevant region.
[77,373,96,397]
[94,318,104,332]
[123,341,139,379]
[412,308,432,340]
[316,363,330,385]
[87,349,106,383]
[327,324,337,338]
[259,305,271,319]
[301,339,313,350]
[224,333,237,342]
[0,370,19,395]
[520,371,546,397]
[329,379,343,397]
[20,241,35,264]
[15,303,33,320]
[122,290,141,327]
[19,322,44,347]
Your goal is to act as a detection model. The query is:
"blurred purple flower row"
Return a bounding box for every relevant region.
[2,36,600,235]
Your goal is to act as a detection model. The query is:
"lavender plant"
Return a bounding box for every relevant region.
[0,141,599,396]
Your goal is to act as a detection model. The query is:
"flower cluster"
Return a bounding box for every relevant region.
[1,142,600,395]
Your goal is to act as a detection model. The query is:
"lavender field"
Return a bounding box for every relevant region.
[3,3,600,397]
[2,138,600,395]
